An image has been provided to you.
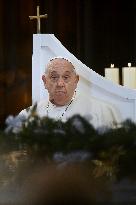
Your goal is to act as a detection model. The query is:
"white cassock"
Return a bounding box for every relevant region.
[19,92,122,130]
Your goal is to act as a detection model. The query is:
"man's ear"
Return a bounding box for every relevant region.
[76,75,79,83]
[42,74,47,89]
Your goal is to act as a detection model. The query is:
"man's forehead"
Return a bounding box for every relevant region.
[49,70,72,74]
[47,59,75,73]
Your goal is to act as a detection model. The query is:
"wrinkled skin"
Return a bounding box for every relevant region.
[42,58,79,106]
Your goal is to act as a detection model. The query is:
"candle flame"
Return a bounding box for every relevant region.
[128,63,131,67]
[110,64,114,68]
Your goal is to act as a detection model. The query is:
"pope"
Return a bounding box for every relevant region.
[19,57,122,129]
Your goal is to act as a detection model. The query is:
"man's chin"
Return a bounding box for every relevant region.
[53,97,68,106]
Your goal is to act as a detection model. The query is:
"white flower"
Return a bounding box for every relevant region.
[72,116,85,134]
[53,129,66,135]
[5,115,26,134]
[53,151,91,163]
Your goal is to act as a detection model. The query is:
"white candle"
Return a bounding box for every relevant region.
[122,63,136,89]
[105,64,119,84]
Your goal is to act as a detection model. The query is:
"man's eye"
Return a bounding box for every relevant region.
[63,76,70,80]
[51,76,58,80]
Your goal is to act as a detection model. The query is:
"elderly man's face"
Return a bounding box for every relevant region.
[42,59,79,106]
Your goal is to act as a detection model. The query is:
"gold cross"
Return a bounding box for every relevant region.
[29,6,48,34]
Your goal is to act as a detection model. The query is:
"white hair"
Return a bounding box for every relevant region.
[45,56,77,74]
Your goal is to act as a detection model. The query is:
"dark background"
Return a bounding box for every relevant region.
[0,0,136,126]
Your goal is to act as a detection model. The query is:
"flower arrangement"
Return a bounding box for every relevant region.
[1,106,136,204]
[1,105,136,182]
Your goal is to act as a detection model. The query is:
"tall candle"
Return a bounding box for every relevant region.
[105,64,119,84]
[122,63,136,89]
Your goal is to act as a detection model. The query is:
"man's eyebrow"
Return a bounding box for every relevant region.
[63,71,72,74]
[49,71,58,75]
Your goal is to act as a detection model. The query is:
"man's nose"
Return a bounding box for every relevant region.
[57,77,65,86]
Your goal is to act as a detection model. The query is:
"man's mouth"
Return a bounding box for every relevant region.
[55,90,65,93]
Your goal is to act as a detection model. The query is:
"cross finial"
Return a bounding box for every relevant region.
[29,6,48,34]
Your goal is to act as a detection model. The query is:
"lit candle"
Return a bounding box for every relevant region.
[122,63,136,89]
[105,64,119,84]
